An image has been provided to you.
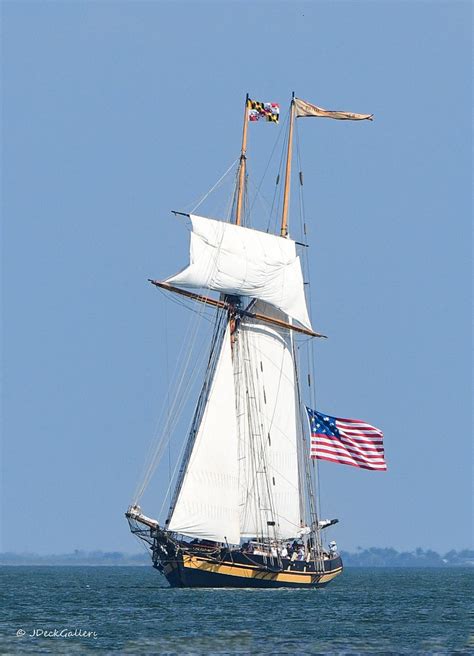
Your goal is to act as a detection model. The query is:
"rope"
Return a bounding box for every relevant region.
[246,108,288,232]
[189,158,239,214]
[133,292,214,502]
[134,198,235,509]
[295,119,324,533]
[162,311,227,523]
[266,109,290,234]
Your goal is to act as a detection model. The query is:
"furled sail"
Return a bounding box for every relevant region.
[235,301,302,541]
[167,323,240,544]
[167,214,312,331]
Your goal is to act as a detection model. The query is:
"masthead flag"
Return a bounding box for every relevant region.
[295,98,373,121]
[307,408,386,471]
[248,99,279,123]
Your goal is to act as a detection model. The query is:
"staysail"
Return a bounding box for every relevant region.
[166,214,312,331]
[235,302,302,541]
[167,323,240,545]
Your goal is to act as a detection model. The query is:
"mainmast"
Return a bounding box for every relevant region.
[280,92,296,237]
[279,93,324,563]
[235,93,249,226]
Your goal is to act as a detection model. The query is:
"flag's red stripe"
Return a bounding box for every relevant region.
[312,435,384,453]
[337,427,383,438]
[312,444,386,465]
[311,431,384,448]
[311,446,386,465]
[311,450,387,469]
[336,417,381,427]
[337,422,383,434]
[338,427,383,438]
[311,453,387,470]
[329,432,384,446]
[312,437,384,458]
[327,433,384,451]
[311,440,383,458]
[337,439,384,452]
[311,443,385,461]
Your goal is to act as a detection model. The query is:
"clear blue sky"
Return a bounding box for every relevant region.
[2,1,471,554]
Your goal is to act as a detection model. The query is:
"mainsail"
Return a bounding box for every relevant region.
[168,304,303,545]
[235,302,302,541]
[166,214,312,331]
[167,323,240,545]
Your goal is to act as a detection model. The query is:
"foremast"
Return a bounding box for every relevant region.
[235,93,249,226]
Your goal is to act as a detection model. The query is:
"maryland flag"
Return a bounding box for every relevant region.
[248,99,279,123]
[295,97,373,121]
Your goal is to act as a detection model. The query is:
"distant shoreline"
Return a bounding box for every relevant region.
[1,548,472,568]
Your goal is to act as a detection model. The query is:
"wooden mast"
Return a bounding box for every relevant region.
[235,93,249,226]
[280,93,295,237]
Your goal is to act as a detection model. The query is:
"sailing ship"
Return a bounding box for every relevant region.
[126,93,380,588]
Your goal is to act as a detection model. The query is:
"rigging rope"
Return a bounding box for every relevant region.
[162,311,227,523]
[246,108,288,233]
[294,119,324,527]
[188,158,239,214]
[269,109,290,235]
[133,193,237,509]
[133,292,215,503]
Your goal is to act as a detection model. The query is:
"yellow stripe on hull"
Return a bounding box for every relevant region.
[182,554,342,586]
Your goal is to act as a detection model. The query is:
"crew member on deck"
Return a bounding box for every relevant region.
[329,540,338,557]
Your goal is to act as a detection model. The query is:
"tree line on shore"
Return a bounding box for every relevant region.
[1,547,472,567]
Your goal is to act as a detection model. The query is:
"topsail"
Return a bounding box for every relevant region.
[167,214,312,331]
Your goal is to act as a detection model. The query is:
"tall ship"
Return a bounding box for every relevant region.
[126,94,385,588]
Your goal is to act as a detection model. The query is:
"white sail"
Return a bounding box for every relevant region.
[167,214,312,330]
[168,323,240,544]
[235,302,302,541]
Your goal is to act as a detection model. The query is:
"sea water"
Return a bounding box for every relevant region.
[1,566,472,654]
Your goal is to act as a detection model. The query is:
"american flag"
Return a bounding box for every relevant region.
[307,408,387,471]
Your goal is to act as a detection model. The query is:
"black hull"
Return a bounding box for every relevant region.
[162,565,340,588]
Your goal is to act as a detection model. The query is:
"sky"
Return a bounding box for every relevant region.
[2,1,472,555]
